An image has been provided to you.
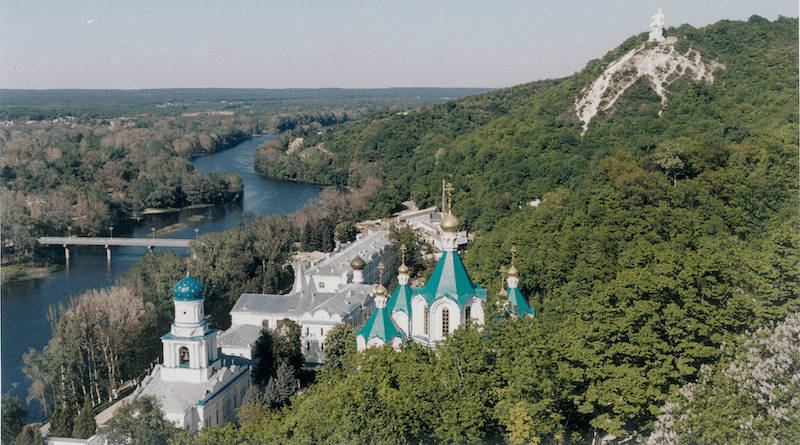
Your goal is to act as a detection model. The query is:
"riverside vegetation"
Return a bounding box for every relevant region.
[0,88,484,280]
[3,15,798,445]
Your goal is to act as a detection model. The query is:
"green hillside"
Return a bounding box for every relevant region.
[237,16,799,443]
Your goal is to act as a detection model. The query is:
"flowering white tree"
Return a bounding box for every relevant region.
[648,312,800,444]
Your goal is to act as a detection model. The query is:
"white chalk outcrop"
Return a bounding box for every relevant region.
[575,37,724,135]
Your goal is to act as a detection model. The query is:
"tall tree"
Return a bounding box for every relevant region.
[49,405,74,438]
[72,395,96,439]
[246,214,293,294]
[322,323,356,373]
[272,319,303,374]
[250,329,276,389]
[11,425,43,445]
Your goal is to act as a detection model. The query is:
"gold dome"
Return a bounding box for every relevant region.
[441,211,460,232]
[398,263,409,275]
[375,284,387,296]
[507,265,518,277]
[350,255,366,270]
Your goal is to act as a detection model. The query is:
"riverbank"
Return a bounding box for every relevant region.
[1,263,58,285]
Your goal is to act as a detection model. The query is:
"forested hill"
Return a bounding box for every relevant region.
[263,15,797,230]
[240,16,799,442]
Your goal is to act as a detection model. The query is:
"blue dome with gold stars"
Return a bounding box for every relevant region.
[172,274,204,301]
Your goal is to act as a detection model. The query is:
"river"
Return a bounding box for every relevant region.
[1,134,321,417]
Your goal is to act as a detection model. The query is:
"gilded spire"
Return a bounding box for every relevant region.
[398,244,409,275]
[374,262,388,308]
[441,181,460,233]
[508,246,518,277]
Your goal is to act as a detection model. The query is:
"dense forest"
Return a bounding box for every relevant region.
[3,15,798,445]
[0,88,484,275]
[187,15,796,444]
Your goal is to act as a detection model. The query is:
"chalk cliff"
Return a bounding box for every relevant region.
[575,37,724,135]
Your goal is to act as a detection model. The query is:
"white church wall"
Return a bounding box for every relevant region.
[430,299,460,343]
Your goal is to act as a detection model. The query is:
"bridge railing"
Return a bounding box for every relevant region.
[38,236,191,248]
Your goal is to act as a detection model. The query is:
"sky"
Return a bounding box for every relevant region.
[1,0,797,90]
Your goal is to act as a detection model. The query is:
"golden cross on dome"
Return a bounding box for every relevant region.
[444,182,454,213]
[510,246,517,265]
[377,262,385,282]
[400,244,407,265]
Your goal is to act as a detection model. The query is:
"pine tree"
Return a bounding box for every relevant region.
[264,363,298,408]
[12,425,42,445]
[49,405,74,438]
[250,329,276,388]
[72,395,96,439]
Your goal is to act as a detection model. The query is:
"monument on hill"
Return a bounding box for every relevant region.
[649,9,666,42]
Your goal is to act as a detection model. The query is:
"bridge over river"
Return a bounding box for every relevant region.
[38,236,192,262]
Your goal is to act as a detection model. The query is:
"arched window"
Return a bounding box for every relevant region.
[442,308,450,336]
[179,347,190,366]
[465,306,471,320]
[423,306,429,336]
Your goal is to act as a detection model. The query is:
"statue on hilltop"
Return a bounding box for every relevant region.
[649,8,665,42]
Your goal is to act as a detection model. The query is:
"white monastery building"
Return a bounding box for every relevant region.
[220,229,394,364]
[130,275,250,433]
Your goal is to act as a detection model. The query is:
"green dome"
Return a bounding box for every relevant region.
[173,274,204,301]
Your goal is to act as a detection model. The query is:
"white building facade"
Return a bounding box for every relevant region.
[222,230,394,364]
[131,275,250,433]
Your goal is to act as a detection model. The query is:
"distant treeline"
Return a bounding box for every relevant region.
[0,88,496,121]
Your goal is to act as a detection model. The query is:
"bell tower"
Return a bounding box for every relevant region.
[160,274,222,383]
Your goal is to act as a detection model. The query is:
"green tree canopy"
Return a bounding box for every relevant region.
[102,396,179,445]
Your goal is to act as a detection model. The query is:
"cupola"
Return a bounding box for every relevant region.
[173,274,204,301]
[351,255,366,284]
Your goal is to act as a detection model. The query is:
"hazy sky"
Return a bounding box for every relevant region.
[1,0,796,90]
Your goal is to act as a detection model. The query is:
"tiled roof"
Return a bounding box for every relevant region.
[386,283,412,315]
[133,360,249,415]
[306,230,389,279]
[357,307,404,344]
[218,324,263,349]
[412,251,487,307]
[231,283,375,319]
[507,288,535,317]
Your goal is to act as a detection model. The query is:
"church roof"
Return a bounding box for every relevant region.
[132,359,249,415]
[507,288,535,317]
[356,307,405,344]
[173,275,204,301]
[412,251,487,307]
[386,283,412,315]
[218,324,262,350]
[231,282,374,321]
